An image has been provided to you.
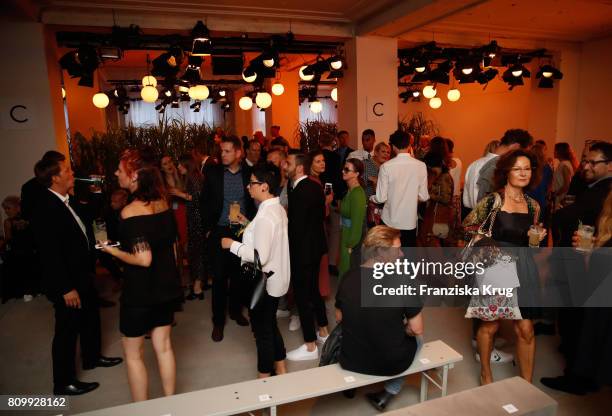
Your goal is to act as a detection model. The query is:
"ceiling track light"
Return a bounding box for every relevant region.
[242,67,257,83]
[329,55,343,70]
[191,21,212,56]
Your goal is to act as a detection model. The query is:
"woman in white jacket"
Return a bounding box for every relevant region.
[222,163,290,378]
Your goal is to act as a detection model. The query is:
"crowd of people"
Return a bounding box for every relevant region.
[0,124,610,410]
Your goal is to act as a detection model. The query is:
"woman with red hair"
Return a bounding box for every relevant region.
[101,149,182,402]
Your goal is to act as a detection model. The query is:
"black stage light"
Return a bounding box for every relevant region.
[191,21,212,57]
[536,64,563,88]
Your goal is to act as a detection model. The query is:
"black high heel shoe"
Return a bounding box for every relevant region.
[186,291,204,301]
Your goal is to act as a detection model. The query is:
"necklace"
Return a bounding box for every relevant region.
[506,191,525,203]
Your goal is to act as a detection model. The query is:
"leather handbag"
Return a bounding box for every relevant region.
[240,249,274,310]
[431,202,452,239]
[319,324,343,366]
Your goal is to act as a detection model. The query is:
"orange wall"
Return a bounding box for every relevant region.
[575,36,612,144]
[264,71,300,147]
[398,74,558,168]
[64,73,107,137]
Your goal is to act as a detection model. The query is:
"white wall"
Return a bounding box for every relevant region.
[0,22,60,200]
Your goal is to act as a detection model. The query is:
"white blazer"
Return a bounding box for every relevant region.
[230,197,290,297]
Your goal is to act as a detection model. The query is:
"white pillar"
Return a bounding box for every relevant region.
[0,22,65,198]
[338,36,398,149]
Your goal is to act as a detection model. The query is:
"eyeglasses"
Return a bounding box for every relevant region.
[581,159,609,167]
[342,167,356,173]
[247,181,263,187]
[510,167,532,173]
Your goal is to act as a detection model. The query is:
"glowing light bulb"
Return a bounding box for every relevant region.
[423,85,437,98]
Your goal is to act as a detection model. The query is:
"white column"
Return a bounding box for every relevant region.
[0,22,65,198]
[338,36,398,149]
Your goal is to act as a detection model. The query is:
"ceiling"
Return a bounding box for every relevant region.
[389,0,612,44]
[7,0,612,46]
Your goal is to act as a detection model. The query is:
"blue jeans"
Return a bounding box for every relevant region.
[384,335,423,395]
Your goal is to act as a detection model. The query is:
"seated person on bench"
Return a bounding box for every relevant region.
[335,225,424,411]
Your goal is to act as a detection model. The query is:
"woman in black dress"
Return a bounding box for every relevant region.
[463,149,547,385]
[101,149,183,402]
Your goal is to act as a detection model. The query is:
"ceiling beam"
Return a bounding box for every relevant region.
[41,10,353,39]
[355,0,491,37]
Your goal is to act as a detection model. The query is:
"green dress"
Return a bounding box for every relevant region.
[339,186,367,279]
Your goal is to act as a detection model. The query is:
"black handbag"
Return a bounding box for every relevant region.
[241,249,274,310]
[319,324,343,366]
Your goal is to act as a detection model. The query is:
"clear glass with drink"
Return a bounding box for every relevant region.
[229,201,241,224]
[528,224,543,248]
[93,218,108,244]
[576,224,595,252]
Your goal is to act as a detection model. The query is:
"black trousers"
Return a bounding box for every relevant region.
[291,259,328,343]
[400,228,417,247]
[249,293,286,373]
[211,227,244,327]
[558,307,583,374]
[52,294,101,386]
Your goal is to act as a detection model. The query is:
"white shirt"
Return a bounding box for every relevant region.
[347,149,372,161]
[230,197,290,297]
[48,189,89,243]
[448,157,463,197]
[292,175,308,189]
[462,152,498,209]
[371,153,429,230]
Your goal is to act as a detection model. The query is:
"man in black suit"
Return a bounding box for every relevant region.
[542,141,612,394]
[336,130,355,167]
[284,153,329,361]
[21,151,65,222]
[201,135,255,342]
[32,154,121,396]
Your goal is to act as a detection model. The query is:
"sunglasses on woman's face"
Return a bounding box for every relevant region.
[342,167,355,173]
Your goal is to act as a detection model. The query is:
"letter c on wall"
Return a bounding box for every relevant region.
[373,102,384,117]
[10,105,28,123]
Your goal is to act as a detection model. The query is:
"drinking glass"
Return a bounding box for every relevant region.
[528,224,543,248]
[229,201,241,224]
[93,219,108,244]
[576,224,595,252]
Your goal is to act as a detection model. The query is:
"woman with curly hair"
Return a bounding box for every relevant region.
[463,149,547,385]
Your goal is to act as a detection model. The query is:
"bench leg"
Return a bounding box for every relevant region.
[441,364,449,397]
[420,372,428,402]
[270,405,277,416]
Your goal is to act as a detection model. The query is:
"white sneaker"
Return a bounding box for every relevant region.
[286,344,319,361]
[276,309,291,318]
[289,315,301,331]
[475,348,514,364]
[472,338,508,349]
[23,295,33,302]
[317,333,329,344]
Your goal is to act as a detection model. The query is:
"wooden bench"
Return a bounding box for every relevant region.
[385,377,557,416]
[74,340,462,416]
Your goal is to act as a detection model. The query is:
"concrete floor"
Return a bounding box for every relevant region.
[1,272,610,416]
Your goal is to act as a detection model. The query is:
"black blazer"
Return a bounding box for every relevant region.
[321,149,345,201]
[200,162,255,233]
[553,176,612,246]
[20,177,47,222]
[32,190,95,303]
[288,177,327,266]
